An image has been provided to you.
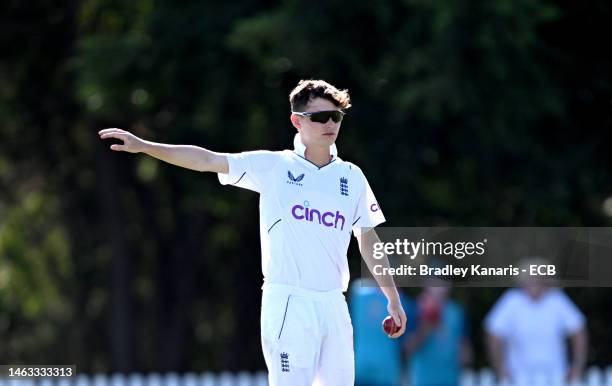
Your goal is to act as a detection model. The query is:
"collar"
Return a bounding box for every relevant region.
[293,133,338,161]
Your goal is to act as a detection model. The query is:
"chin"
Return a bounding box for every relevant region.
[321,139,336,147]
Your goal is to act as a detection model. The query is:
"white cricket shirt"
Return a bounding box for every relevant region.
[218,134,385,291]
[484,288,586,379]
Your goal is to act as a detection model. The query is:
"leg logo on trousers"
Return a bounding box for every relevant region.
[280,352,290,372]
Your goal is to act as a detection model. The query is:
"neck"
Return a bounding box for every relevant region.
[305,145,332,167]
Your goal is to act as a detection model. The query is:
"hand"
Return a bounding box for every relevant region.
[566,367,582,382]
[387,301,407,339]
[497,368,511,382]
[98,128,146,153]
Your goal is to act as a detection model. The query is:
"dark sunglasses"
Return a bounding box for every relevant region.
[292,110,345,123]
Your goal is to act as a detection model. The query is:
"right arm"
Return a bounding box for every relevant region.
[98,128,228,174]
[486,333,510,381]
[567,327,588,381]
[357,228,407,339]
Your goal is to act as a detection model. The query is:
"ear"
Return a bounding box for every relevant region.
[290,114,302,131]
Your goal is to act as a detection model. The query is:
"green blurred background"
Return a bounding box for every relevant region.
[0,0,611,374]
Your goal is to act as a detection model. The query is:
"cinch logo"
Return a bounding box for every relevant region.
[287,171,304,186]
[291,201,345,231]
[370,203,380,212]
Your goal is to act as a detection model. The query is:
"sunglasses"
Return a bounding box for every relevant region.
[292,110,345,124]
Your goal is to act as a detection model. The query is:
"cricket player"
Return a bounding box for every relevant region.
[99,79,407,386]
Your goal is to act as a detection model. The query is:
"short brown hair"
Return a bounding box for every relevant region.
[289,79,351,112]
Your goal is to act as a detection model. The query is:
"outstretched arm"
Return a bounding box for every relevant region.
[357,228,407,339]
[98,128,228,174]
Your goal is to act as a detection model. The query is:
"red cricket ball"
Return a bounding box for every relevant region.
[382,316,400,335]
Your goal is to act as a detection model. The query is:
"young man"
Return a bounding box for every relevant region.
[99,79,407,386]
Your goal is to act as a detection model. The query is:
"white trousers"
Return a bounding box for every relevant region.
[260,283,355,386]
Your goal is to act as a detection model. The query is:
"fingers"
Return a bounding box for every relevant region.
[388,311,399,338]
[389,322,402,338]
[99,128,130,140]
[396,312,408,337]
[102,134,127,152]
[388,310,407,339]
[99,131,129,151]
[98,128,125,135]
[98,129,128,139]
[390,327,404,338]
[100,132,127,141]
[392,312,401,327]
[98,128,128,152]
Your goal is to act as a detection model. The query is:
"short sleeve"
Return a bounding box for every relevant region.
[351,168,386,237]
[484,290,514,338]
[556,291,586,334]
[217,151,278,193]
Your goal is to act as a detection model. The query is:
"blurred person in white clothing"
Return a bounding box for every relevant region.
[484,261,587,382]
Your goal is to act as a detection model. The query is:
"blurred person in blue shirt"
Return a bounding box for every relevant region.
[403,284,472,386]
[349,279,416,386]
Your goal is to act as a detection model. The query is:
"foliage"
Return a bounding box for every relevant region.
[1,0,611,372]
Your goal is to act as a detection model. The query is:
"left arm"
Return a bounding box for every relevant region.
[357,228,407,338]
[567,327,588,381]
[460,336,474,367]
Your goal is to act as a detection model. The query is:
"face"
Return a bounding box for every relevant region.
[425,284,450,301]
[517,258,549,300]
[291,97,342,149]
[523,282,548,300]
